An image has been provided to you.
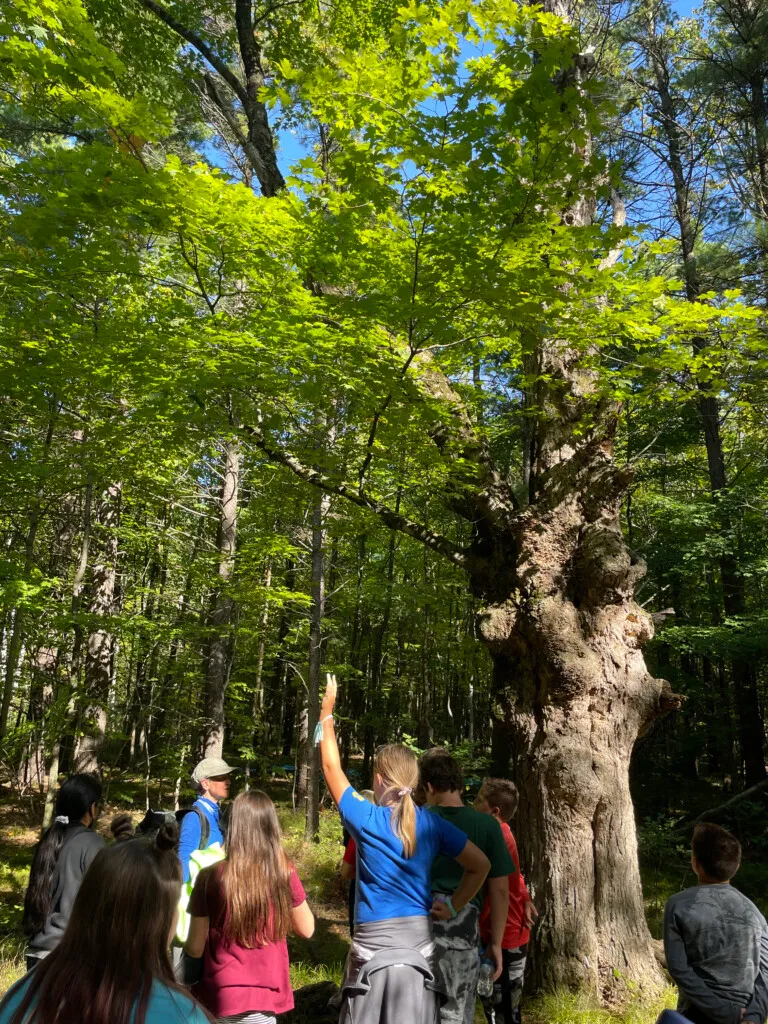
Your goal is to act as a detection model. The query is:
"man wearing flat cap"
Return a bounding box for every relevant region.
[178,756,235,883]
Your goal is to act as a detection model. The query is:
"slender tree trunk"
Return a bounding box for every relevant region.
[41,738,62,831]
[0,507,43,737]
[203,441,239,758]
[75,482,121,772]
[303,491,329,840]
[647,34,766,785]
[253,560,272,715]
[0,406,59,737]
[342,534,367,773]
[25,647,59,790]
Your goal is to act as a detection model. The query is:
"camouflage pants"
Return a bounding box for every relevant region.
[480,945,527,1024]
[431,899,480,1024]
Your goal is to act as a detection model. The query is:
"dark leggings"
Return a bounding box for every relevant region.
[481,945,527,1024]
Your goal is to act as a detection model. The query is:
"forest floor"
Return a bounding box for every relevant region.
[3,775,763,1023]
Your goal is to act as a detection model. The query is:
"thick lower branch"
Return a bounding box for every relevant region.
[242,422,470,569]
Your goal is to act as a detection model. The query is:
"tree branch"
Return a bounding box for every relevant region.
[202,75,271,189]
[414,350,519,522]
[674,777,768,833]
[136,0,248,107]
[242,421,470,569]
[232,0,284,195]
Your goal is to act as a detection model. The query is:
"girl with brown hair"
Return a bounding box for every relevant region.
[0,822,212,1024]
[318,675,491,1024]
[184,789,314,1024]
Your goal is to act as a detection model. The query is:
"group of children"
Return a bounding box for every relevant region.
[1,673,767,1024]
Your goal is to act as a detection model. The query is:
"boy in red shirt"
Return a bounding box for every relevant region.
[474,778,537,1024]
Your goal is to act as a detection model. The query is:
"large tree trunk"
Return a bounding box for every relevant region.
[203,440,239,758]
[478,444,680,996]
[476,23,678,973]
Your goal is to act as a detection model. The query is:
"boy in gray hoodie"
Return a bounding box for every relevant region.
[664,822,768,1024]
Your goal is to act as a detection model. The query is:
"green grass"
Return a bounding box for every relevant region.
[527,986,678,1024]
[0,819,35,996]
[289,959,345,989]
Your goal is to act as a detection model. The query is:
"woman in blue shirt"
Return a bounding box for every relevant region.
[318,675,491,1024]
[0,823,212,1024]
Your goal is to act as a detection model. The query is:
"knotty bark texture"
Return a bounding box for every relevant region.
[477,442,679,996]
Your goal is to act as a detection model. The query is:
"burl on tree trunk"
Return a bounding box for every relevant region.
[475,440,683,998]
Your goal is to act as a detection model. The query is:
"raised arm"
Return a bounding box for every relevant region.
[319,674,352,807]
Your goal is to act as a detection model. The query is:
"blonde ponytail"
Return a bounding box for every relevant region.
[391,791,417,858]
[375,744,419,858]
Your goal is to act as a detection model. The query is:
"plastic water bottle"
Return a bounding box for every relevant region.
[477,957,494,998]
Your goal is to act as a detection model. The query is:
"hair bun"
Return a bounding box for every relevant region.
[155,820,179,852]
[110,814,135,843]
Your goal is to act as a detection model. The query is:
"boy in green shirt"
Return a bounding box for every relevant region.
[420,748,514,1024]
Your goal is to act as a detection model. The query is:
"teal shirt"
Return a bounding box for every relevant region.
[0,976,209,1024]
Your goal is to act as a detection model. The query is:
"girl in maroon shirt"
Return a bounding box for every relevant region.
[184,791,314,1024]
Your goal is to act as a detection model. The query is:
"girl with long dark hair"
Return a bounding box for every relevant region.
[0,823,213,1024]
[184,789,315,1023]
[22,773,104,971]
